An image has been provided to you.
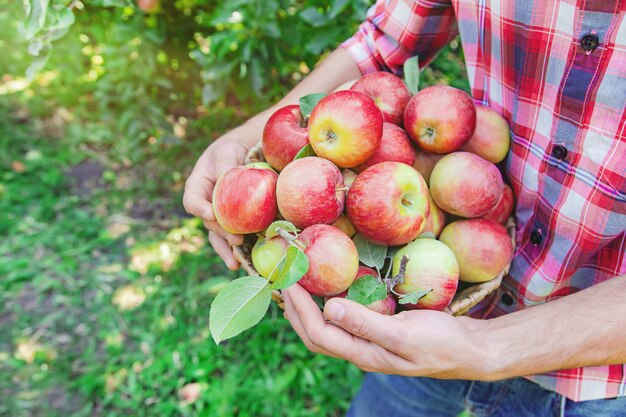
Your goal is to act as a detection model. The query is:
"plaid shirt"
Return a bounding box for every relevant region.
[342,0,626,402]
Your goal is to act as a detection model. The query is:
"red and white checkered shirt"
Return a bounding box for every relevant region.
[342,0,626,402]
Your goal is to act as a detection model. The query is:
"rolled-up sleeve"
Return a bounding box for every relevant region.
[341,0,458,75]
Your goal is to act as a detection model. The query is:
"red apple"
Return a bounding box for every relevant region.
[328,266,396,315]
[421,194,446,237]
[392,238,459,310]
[430,152,503,218]
[137,0,159,12]
[251,235,289,280]
[460,105,511,163]
[355,123,416,172]
[262,105,309,171]
[412,148,444,184]
[482,184,515,224]
[276,157,345,229]
[212,165,278,234]
[439,219,513,283]
[308,90,383,168]
[298,224,359,296]
[346,162,430,246]
[350,71,411,125]
[403,85,476,153]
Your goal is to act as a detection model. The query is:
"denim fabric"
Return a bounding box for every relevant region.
[346,373,626,417]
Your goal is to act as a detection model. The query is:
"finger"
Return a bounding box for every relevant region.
[203,220,244,246]
[282,290,338,358]
[284,285,409,372]
[208,231,240,270]
[183,172,216,222]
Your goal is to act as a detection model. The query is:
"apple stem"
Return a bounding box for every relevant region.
[276,227,306,251]
[336,186,349,192]
[384,254,409,291]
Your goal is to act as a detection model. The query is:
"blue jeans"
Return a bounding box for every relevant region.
[347,373,626,417]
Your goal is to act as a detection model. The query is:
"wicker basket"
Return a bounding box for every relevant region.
[233,143,516,316]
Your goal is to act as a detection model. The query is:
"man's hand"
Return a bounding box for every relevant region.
[183,138,248,270]
[283,284,491,379]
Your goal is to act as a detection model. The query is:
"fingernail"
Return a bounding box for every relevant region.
[325,301,346,321]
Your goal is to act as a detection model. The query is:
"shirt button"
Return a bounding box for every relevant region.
[530,229,543,245]
[581,34,599,52]
[551,145,568,160]
[501,293,514,306]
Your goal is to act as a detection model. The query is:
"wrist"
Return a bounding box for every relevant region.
[471,320,510,381]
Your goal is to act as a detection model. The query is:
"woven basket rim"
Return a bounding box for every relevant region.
[233,143,516,316]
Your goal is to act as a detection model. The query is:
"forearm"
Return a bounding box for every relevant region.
[479,274,626,380]
[222,48,361,150]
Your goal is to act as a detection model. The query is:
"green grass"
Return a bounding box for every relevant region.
[0,102,362,417]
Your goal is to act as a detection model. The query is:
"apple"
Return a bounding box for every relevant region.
[137,0,159,12]
[346,162,430,246]
[421,194,446,237]
[460,105,511,163]
[276,157,345,229]
[439,219,513,283]
[342,169,358,190]
[404,85,476,153]
[298,224,359,296]
[332,213,357,238]
[308,90,383,168]
[355,122,416,172]
[328,266,396,315]
[430,152,503,218]
[331,79,358,93]
[251,235,289,280]
[350,71,411,125]
[212,165,278,234]
[412,148,444,184]
[482,184,515,224]
[262,105,309,171]
[392,238,459,310]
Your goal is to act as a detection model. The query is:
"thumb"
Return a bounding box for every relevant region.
[324,298,398,347]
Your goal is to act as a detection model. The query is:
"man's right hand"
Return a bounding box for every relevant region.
[183,137,249,270]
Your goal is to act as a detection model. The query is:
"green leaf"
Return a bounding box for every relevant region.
[398,289,432,305]
[265,220,299,239]
[300,7,329,27]
[346,274,387,305]
[299,93,326,118]
[403,56,420,95]
[386,246,401,259]
[329,0,350,19]
[270,246,309,290]
[353,234,387,270]
[293,144,316,160]
[23,0,49,40]
[209,276,272,344]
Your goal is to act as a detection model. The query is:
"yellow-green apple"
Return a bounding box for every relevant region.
[332,213,356,238]
[350,71,412,125]
[308,90,383,168]
[439,219,513,283]
[276,157,345,229]
[404,85,476,153]
[460,105,511,163]
[262,105,309,171]
[251,235,289,280]
[412,148,444,184]
[298,224,359,296]
[331,79,358,93]
[327,266,396,315]
[430,152,503,218]
[342,169,357,189]
[481,184,515,224]
[421,194,446,237]
[355,123,416,172]
[212,165,278,234]
[392,238,459,310]
[346,162,430,245]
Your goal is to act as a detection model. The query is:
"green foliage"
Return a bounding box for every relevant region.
[403,56,420,95]
[270,246,309,290]
[352,234,387,271]
[299,93,326,118]
[397,289,433,305]
[346,274,387,305]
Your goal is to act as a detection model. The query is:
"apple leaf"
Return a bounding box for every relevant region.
[294,144,317,160]
[299,93,326,118]
[386,246,402,259]
[270,246,309,290]
[265,220,299,240]
[398,289,432,305]
[403,55,420,95]
[346,274,387,306]
[209,276,272,344]
[353,234,387,270]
